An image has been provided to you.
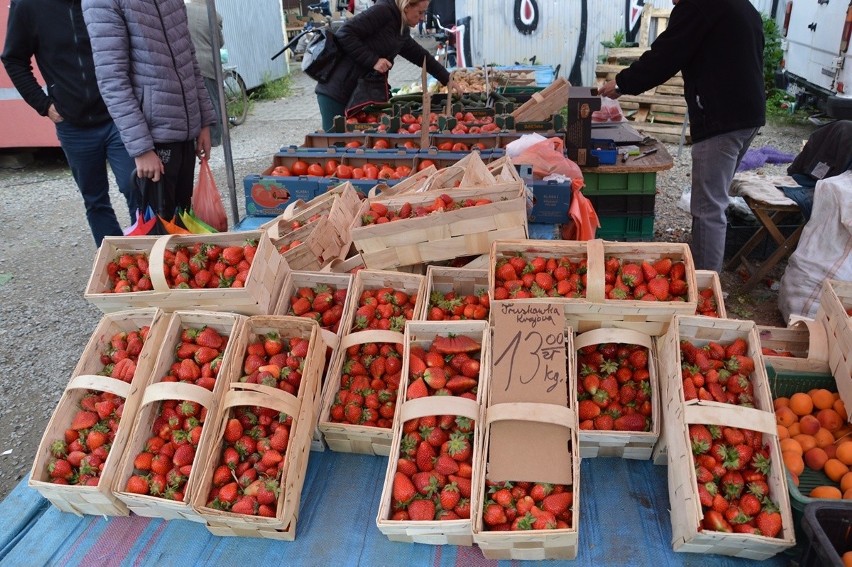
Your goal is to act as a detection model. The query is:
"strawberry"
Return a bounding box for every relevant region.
[483,502,508,526]
[613,414,647,432]
[541,492,572,516]
[195,327,224,349]
[172,444,195,468]
[646,277,670,301]
[407,498,436,521]
[652,258,672,276]
[70,411,98,431]
[407,378,429,400]
[125,474,149,494]
[702,510,732,532]
[754,508,782,538]
[231,495,258,516]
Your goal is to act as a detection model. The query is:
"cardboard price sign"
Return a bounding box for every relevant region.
[488,302,572,485]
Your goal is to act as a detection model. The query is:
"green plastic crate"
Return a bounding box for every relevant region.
[596,215,654,241]
[765,366,839,556]
[582,171,657,195]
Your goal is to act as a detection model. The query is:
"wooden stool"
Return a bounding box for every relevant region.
[724,196,804,292]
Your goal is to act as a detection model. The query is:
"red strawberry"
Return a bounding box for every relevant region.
[70,411,98,431]
[231,495,258,516]
[613,414,647,432]
[541,492,572,516]
[125,474,149,494]
[754,509,782,538]
[172,444,195,468]
[647,277,670,301]
[407,498,436,521]
[702,510,732,532]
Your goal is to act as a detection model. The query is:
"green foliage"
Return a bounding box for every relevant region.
[253,73,294,101]
[762,15,783,93]
[601,29,636,49]
[765,89,812,124]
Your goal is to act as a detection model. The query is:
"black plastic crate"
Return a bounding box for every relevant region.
[800,501,852,567]
[723,209,803,261]
[587,193,655,216]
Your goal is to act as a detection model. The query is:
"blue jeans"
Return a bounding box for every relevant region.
[55,120,138,246]
[690,127,760,272]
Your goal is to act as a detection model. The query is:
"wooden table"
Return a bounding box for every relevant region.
[580,139,674,175]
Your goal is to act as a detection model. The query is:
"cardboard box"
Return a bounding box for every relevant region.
[528,179,571,223]
[244,174,318,218]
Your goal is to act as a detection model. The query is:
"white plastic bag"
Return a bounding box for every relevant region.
[779,171,852,321]
[505,133,548,158]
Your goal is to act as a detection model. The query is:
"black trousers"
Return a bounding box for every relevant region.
[151,140,196,217]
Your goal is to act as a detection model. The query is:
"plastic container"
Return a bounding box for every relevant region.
[596,215,654,241]
[587,193,655,217]
[800,501,852,567]
[582,171,657,196]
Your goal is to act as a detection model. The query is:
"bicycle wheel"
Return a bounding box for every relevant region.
[223,70,249,126]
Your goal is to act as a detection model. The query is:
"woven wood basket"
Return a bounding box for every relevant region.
[758,320,830,375]
[572,328,660,459]
[29,308,167,516]
[694,269,727,318]
[817,279,852,420]
[111,311,245,522]
[192,316,324,539]
[85,232,285,316]
[418,266,489,321]
[659,318,794,559]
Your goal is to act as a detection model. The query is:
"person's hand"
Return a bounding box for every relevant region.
[196,126,211,160]
[47,104,63,123]
[598,79,622,99]
[447,79,465,98]
[373,58,393,73]
[135,151,165,182]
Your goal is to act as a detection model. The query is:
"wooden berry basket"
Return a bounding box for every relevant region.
[489,239,696,336]
[418,266,489,320]
[112,311,245,522]
[472,403,580,560]
[572,328,660,459]
[273,271,355,451]
[695,269,727,318]
[29,308,167,516]
[269,218,333,272]
[350,180,527,270]
[659,321,794,558]
[317,330,406,455]
[342,270,426,334]
[375,321,489,545]
[262,183,361,261]
[817,279,852,419]
[758,320,830,375]
[193,317,324,539]
[85,232,285,316]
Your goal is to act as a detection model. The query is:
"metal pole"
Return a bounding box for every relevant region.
[205,0,240,228]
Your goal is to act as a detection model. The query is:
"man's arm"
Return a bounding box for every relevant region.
[1,0,52,117]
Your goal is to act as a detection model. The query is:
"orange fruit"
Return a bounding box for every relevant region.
[834,399,847,419]
[844,551,852,567]
[781,438,803,456]
[787,422,802,437]
[834,425,852,441]
[775,406,798,428]
[811,389,835,410]
[793,434,817,453]
[815,428,836,449]
[837,441,852,465]
[799,414,821,435]
[810,485,842,499]
[790,392,814,416]
[773,397,790,411]
[844,489,852,501]
[826,444,838,460]
[804,447,829,471]
[824,458,849,482]
[777,425,790,440]
[817,408,844,432]
[840,471,852,494]
[783,451,805,476]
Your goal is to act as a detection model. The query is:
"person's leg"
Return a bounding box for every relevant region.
[690,126,760,272]
[157,140,198,215]
[316,93,346,132]
[54,121,123,247]
[103,120,140,224]
[203,76,223,147]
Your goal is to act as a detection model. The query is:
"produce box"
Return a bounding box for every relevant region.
[473,307,579,560]
[658,316,795,559]
[316,270,425,454]
[112,311,245,522]
[429,133,499,151]
[573,328,659,459]
[85,232,284,316]
[759,320,830,375]
[375,321,489,545]
[29,308,167,516]
[817,279,852,420]
[192,316,325,539]
[511,77,570,122]
[419,266,489,321]
[694,269,727,318]
[582,171,657,196]
[489,239,696,336]
[527,179,571,224]
[301,132,366,150]
[261,182,361,261]
[351,159,527,270]
[596,215,654,241]
[799,499,852,567]
[273,271,355,450]
[244,174,319,217]
[363,132,422,151]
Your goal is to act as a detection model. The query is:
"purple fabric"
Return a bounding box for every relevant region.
[737,146,797,172]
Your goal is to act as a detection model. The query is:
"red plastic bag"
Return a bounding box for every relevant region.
[191,158,228,232]
[515,137,583,180]
[561,178,600,241]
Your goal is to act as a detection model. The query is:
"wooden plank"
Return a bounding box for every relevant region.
[631,123,691,145]
[620,93,688,107]
[656,84,684,96]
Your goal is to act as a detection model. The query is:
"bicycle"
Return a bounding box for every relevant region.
[222,64,248,126]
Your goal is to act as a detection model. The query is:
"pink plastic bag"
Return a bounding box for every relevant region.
[191,158,228,232]
[515,138,583,181]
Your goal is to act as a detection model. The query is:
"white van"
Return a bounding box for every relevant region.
[780,0,852,118]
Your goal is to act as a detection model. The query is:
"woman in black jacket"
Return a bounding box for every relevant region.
[315,0,456,131]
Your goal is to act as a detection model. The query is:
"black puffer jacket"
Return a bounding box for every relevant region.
[316,0,450,103]
[615,0,765,143]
